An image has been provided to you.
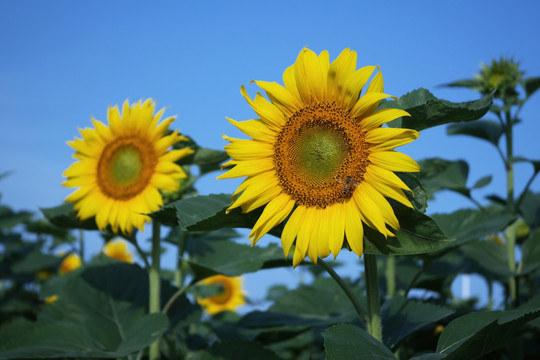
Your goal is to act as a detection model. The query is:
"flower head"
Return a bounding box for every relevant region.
[63,99,194,234]
[476,57,524,99]
[103,238,134,263]
[59,253,81,275]
[220,48,420,266]
[196,275,246,315]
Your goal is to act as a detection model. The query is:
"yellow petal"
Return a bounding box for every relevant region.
[241,86,286,131]
[226,117,276,143]
[344,200,364,257]
[361,109,410,131]
[295,48,325,103]
[353,183,388,236]
[217,158,274,179]
[249,193,295,245]
[342,65,378,110]
[369,151,421,173]
[365,128,420,150]
[281,206,306,257]
[223,136,274,160]
[327,203,346,258]
[350,93,397,119]
[252,80,302,116]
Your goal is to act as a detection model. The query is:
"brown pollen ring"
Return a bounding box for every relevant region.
[273,101,370,209]
[97,136,157,200]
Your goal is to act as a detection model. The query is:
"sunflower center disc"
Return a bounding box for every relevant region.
[209,281,232,305]
[274,101,370,208]
[97,136,157,200]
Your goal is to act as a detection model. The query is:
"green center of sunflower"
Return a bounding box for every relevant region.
[274,101,370,208]
[295,125,348,186]
[110,147,143,185]
[97,136,157,200]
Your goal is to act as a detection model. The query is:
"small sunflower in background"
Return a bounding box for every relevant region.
[197,275,246,315]
[58,252,82,275]
[103,238,134,263]
[63,99,194,234]
[220,48,420,267]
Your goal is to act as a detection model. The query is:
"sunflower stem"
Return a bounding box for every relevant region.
[149,221,161,360]
[385,256,395,299]
[318,258,366,324]
[174,231,187,288]
[364,254,382,342]
[78,229,84,262]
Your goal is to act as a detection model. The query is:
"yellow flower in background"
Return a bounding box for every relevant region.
[63,99,194,234]
[220,48,420,267]
[197,275,246,315]
[58,253,81,275]
[44,295,58,304]
[103,238,134,263]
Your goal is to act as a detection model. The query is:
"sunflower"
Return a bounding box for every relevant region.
[103,238,134,263]
[58,252,82,275]
[63,99,194,234]
[219,48,420,267]
[196,275,246,315]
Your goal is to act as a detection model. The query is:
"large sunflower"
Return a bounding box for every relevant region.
[196,275,246,315]
[219,48,420,267]
[63,99,194,234]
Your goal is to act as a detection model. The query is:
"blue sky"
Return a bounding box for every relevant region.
[1,1,539,307]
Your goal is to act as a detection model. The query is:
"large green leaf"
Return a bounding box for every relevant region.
[459,240,512,278]
[11,247,62,274]
[442,78,483,91]
[0,205,32,230]
[520,227,540,275]
[381,294,454,349]
[185,238,289,281]
[0,262,175,359]
[364,206,454,256]
[268,277,364,320]
[522,76,540,98]
[446,120,503,146]
[323,323,397,360]
[382,88,492,131]
[430,208,514,251]
[187,340,281,360]
[436,302,540,359]
[40,202,99,230]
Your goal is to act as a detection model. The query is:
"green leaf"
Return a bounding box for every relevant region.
[459,240,512,278]
[175,135,229,175]
[364,206,454,256]
[323,323,397,360]
[442,78,483,91]
[268,277,364,320]
[522,76,540,98]
[472,175,492,189]
[41,203,99,231]
[12,247,62,274]
[382,88,493,131]
[518,191,540,229]
[0,262,174,359]
[149,193,231,229]
[416,158,469,198]
[410,354,447,360]
[436,304,540,360]
[187,340,281,360]
[447,120,503,146]
[185,238,289,280]
[381,294,454,349]
[430,208,514,251]
[0,205,33,230]
[399,172,428,213]
[520,227,540,275]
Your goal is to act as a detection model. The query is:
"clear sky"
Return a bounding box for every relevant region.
[1,0,539,307]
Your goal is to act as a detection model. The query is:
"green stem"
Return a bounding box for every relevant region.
[364,254,382,342]
[385,256,395,299]
[162,281,193,314]
[318,258,367,324]
[78,229,84,262]
[130,232,151,270]
[174,231,187,288]
[149,221,161,360]
[504,107,518,309]
[515,170,539,210]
